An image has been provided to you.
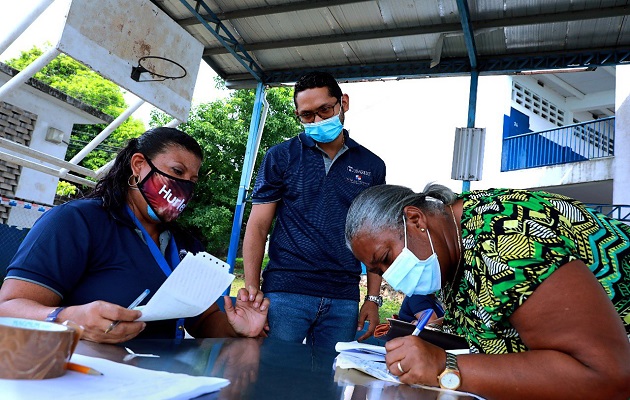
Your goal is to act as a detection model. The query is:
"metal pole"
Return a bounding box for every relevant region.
[0,137,96,178]
[0,47,60,102]
[64,98,145,167]
[166,118,181,128]
[0,150,95,187]
[462,69,478,192]
[0,0,55,56]
[225,82,267,280]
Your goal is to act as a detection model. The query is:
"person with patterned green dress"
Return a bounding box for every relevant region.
[345,184,630,400]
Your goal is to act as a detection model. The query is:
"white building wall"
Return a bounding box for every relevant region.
[614,65,630,205]
[0,72,105,226]
[471,74,616,197]
[470,75,511,189]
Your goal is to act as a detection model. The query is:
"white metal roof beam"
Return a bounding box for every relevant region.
[203,5,630,55]
[178,0,369,26]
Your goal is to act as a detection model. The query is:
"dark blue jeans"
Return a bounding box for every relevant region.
[266,292,359,350]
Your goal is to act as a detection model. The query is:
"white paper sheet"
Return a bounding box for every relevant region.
[335,341,387,362]
[0,353,230,400]
[136,252,235,321]
[336,341,387,355]
[334,342,481,399]
[335,352,399,383]
[335,340,470,361]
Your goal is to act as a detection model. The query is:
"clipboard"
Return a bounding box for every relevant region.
[378,318,469,350]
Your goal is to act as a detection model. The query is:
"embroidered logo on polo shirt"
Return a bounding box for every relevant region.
[346,165,371,186]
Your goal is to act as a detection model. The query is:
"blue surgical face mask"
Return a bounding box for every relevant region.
[302,109,343,143]
[382,218,442,296]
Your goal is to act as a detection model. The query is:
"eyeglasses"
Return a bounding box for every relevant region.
[295,99,339,123]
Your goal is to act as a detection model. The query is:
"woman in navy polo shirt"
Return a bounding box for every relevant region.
[0,127,268,343]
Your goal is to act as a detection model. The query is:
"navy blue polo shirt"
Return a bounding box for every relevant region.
[252,130,386,301]
[5,198,204,338]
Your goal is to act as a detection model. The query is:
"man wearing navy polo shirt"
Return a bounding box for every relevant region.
[243,71,386,349]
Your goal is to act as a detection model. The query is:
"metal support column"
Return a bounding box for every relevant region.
[456,0,479,193]
[462,69,478,192]
[225,82,268,280]
[0,0,55,56]
[0,47,60,102]
[58,98,145,177]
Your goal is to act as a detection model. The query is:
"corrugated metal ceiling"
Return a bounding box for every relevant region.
[150,0,630,88]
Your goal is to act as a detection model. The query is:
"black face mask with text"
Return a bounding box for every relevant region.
[138,157,195,223]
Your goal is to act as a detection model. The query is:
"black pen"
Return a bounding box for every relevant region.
[104,289,150,334]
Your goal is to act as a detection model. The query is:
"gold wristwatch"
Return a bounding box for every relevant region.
[438,352,461,390]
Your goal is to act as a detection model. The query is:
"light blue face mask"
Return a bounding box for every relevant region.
[302,109,343,143]
[382,218,442,296]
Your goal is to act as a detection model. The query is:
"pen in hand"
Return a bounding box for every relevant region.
[411,309,434,337]
[104,289,150,334]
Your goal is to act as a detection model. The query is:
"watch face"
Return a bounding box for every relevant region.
[366,295,383,307]
[440,371,461,390]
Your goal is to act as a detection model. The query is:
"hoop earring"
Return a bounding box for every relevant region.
[128,174,140,188]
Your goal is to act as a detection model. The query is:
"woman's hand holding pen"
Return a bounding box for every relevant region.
[385,335,446,387]
[62,301,145,343]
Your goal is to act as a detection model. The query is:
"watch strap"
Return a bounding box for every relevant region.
[438,352,461,390]
[45,306,66,323]
[445,352,458,370]
[364,295,383,307]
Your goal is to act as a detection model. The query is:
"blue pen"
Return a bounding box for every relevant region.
[104,289,150,334]
[411,309,434,336]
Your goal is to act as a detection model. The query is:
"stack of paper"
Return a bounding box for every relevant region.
[334,341,481,399]
[136,252,235,321]
[0,353,229,400]
[334,341,399,383]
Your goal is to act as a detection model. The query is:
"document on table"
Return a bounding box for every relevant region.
[0,353,230,400]
[136,252,235,321]
[335,341,387,362]
[334,341,482,399]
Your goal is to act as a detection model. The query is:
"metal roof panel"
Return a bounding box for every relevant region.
[152,0,630,86]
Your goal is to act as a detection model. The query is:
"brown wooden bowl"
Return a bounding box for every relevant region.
[0,317,80,379]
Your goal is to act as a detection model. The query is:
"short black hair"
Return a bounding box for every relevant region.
[293,71,342,106]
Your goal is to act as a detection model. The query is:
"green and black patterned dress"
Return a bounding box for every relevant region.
[440,188,630,354]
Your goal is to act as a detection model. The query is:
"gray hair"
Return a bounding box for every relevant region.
[345,183,457,248]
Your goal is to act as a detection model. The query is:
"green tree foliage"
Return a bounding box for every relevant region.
[151,81,301,254]
[56,181,77,197]
[5,45,145,171]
